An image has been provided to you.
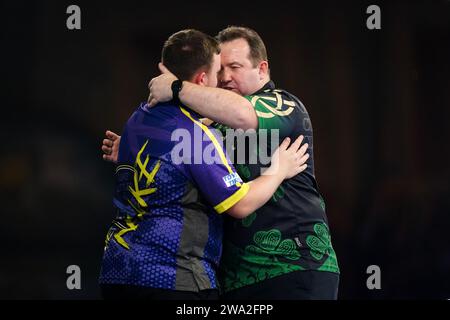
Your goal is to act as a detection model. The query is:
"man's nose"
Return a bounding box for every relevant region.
[220,69,232,83]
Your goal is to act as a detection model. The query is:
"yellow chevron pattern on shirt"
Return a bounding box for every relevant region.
[113,220,138,250]
[128,140,161,208]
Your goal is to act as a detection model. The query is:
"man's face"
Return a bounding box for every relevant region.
[205,53,221,88]
[218,38,261,96]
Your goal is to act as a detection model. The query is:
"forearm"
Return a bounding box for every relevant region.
[179,82,258,130]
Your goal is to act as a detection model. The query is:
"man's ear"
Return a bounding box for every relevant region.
[194,71,207,86]
[258,61,269,80]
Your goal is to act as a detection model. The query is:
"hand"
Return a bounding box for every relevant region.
[267,135,309,179]
[101,130,121,163]
[147,63,178,107]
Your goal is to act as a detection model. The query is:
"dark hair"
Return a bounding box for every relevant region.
[162,29,220,81]
[216,26,268,67]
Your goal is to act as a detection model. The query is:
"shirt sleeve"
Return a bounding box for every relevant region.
[244,90,299,139]
[185,113,249,214]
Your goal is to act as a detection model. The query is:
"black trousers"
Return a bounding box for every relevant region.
[101,284,219,300]
[221,270,339,300]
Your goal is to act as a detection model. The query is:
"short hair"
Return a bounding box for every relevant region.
[216,26,268,67]
[162,29,220,81]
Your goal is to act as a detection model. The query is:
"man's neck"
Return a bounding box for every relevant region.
[250,79,273,95]
[200,118,213,126]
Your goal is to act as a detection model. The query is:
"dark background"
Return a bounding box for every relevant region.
[1,0,449,299]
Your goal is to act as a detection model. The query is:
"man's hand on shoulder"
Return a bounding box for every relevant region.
[147,63,177,107]
[102,130,120,163]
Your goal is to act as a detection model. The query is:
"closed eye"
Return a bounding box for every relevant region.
[228,62,243,69]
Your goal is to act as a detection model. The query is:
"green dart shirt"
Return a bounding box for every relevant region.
[215,81,340,293]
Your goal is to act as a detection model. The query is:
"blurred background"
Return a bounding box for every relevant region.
[1,0,449,299]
